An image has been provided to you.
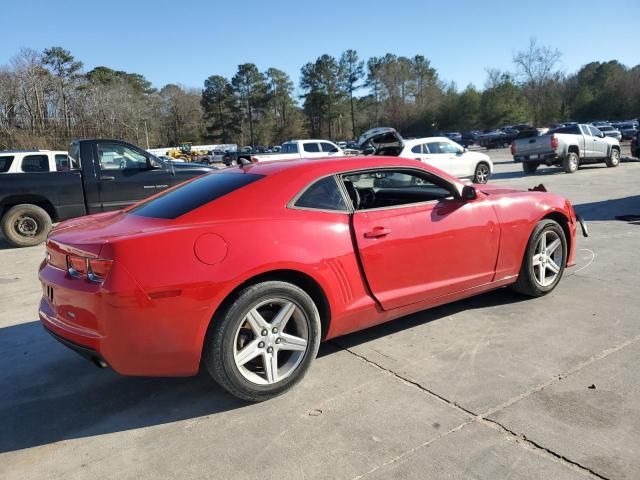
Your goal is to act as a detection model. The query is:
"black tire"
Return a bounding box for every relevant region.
[472,162,491,184]
[606,148,620,168]
[511,219,567,297]
[522,162,539,174]
[1,204,52,247]
[203,281,321,402]
[562,152,579,173]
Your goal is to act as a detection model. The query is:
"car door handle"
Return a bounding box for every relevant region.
[100,175,115,181]
[364,227,391,239]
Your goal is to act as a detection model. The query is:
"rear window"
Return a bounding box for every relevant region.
[0,156,14,173]
[21,155,50,172]
[130,172,264,219]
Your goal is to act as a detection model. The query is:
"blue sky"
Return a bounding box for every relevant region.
[2,0,639,94]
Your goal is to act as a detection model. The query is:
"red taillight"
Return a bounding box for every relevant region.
[250,156,259,163]
[510,142,516,156]
[88,258,113,282]
[67,255,87,276]
[550,134,558,149]
[65,254,113,283]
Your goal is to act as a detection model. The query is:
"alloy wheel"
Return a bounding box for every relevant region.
[475,164,490,183]
[233,298,309,385]
[532,230,563,287]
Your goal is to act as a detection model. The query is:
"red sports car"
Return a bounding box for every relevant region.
[39,157,587,401]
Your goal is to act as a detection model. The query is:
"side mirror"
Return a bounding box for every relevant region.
[363,146,375,155]
[461,185,477,201]
[600,132,606,138]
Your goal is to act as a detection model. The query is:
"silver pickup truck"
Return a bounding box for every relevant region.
[511,124,621,174]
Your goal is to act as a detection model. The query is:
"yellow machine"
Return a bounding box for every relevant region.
[167,143,208,162]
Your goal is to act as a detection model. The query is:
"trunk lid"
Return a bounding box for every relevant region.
[357,127,404,154]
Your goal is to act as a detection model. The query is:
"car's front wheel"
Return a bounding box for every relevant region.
[511,219,567,297]
[472,162,491,184]
[204,281,321,402]
[606,148,620,167]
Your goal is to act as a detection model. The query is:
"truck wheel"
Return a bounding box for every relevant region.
[203,281,321,402]
[606,148,620,168]
[472,162,490,184]
[511,219,567,297]
[562,152,579,173]
[1,204,52,247]
[522,162,539,174]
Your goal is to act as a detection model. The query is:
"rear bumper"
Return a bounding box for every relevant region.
[43,325,108,368]
[513,152,557,163]
[38,263,208,377]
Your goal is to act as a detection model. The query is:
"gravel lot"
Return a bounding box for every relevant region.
[1,146,639,480]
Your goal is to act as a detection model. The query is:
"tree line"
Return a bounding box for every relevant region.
[1,39,638,150]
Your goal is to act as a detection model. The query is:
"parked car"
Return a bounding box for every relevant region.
[615,123,638,140]
[459,131,480,147]
[478,128,519,149]
[357,127,492,184]
[592,124,622,141]
[0,150,71,173]
[511,124,621,174]
[442,131,462,143]
[238,140,346,163]
[38,155,585,401]
[0,139,213,247]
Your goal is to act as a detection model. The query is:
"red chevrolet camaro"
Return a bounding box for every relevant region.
[39,156,586,401]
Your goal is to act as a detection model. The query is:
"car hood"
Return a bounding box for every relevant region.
[357,127,404,148]
[171,161,215,170]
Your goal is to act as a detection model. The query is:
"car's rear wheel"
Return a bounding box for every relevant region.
[522,162,539,174]
[606,148,620,167]
[472,162,491,184]
[1,204,52,247]
[562,152,579,173]
[204,281,321,402]
[511,219,567,297]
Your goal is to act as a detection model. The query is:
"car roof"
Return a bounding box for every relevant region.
[402,136,452,146]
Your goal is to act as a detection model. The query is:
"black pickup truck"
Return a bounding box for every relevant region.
[0,139,213,247]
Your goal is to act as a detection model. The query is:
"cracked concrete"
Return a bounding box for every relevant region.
[1,146,639,479]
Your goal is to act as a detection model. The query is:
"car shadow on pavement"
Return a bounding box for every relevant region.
[323,288,527,355]
[574,194,640,222]
[1,289,528,454]
[0,321,246,454]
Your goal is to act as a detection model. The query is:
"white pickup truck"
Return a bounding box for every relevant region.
[0,150,72,173]
[511,124,621,174]
[239,139,347,163]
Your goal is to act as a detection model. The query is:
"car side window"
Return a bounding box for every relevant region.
[303,143,320,153]
[0,156,14,173]
[55,154,76,171]
[441,141,461,154]
[411,145,422,154]
[320,142,338,153]
[588,126,602,137]
[343,169,455,211]
[21,155,50,172]
[294,176,347,211]
[98,144,149,170]
[426,142,449,154]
